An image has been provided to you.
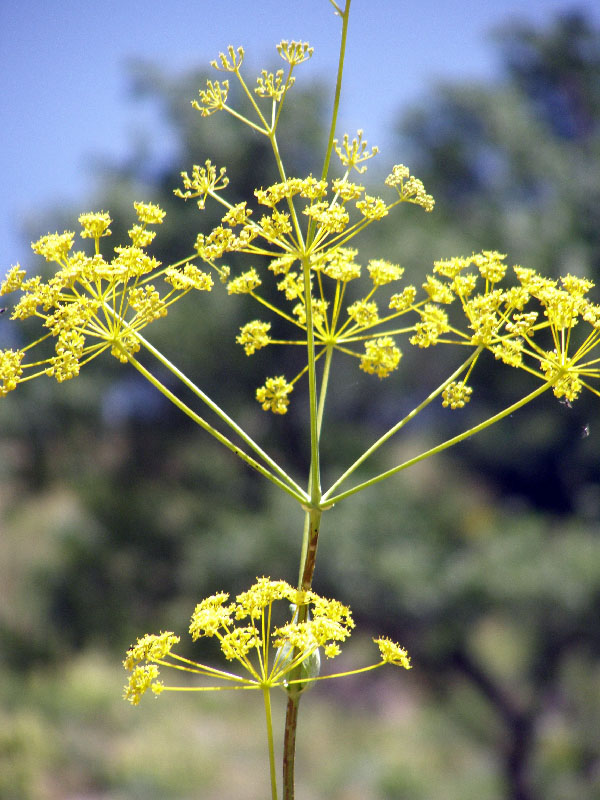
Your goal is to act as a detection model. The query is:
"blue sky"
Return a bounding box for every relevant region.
[1,0,597,269]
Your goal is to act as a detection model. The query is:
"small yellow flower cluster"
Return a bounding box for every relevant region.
[237,320,272,355]
[123,578,409,705]
[385,164,435,212]
[0,203,214,393]
[175,160,230,210]
[255,69,289,101]
[373,637,411,669]
[442,380,473,409]
[256,376,294,414]
[334,130,378,174]
[415,251,600,405]
[360,336,402,378]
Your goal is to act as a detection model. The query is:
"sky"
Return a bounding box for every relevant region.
[1,0,598,269]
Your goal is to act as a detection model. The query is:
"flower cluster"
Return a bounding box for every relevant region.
[123,577,409,705]
[173,155,435,412]
[413,251,600,404]
[0,204,214,395]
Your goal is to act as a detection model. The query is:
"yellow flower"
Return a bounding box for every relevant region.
[334,130,378,174]
[410,305,450,347]
[78,211,112,239]
[255,69,287,100]
[175,160,229,210]
[134,201,166,225]
[237,320,271,355]
[32,231,75,263]
[0,349,24,396]
[276,40,314,66]
[124,631,181,671]
[124,579,410,705]
[355,194,388,220]
[367,259,403,287]
[385,165,434,211]
[389,286,417,312]
[193,79,230,116]
[442,381,473,409]
[0,264,26,295]
[227,268,262,295]
[360,337,402,378]
[189,593,233,638]
[373,637,411,669]
[124,664,162,705]
[256,376,293,414]
[0,202,215,394]
[347,299,379,328]
[423,275,454,304]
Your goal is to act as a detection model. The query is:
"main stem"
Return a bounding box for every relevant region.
[282,3,351,796]
[283,508,322,800]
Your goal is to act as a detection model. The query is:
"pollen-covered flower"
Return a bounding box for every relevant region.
[360,336,402,378]
[410,305,450,347]
[0,264,26,295]
[256,376,293,414]
[473,250,507,283]
[385,164,435,211]
[0,349,24,396]
[373,637,411,669]
[124,631,181,671]
[368,259,403,286]
[277,272,304,301]
[164,264,214,292]
[237,320,271,355]
[32,231,75,263]
[227,268,261,295]
[389,286,417,312]
[78,211,112,239]
[124,664,162,706]
[321,247,361,282]
[332,178,364,201]
[303,201,349,233]
[124,579,410,708]
[355,194,388,220]
[423,275,454,304]
[134,201,166,225]
[347,299,379,328]
[189,593,234,638]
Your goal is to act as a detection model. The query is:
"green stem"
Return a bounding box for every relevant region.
[324,379,554,506]
[283,6,350,799]
[320,0,351,184]
[302,256,322,506]
[323,348,483,500]
[133,329,306,499]
[263,687,279,800]
[121,348,307,504]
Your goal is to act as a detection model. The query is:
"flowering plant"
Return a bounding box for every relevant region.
[2,1,599,797]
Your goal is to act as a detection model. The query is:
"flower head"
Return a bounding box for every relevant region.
[124,579,410,706]
[0,202,214,394]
